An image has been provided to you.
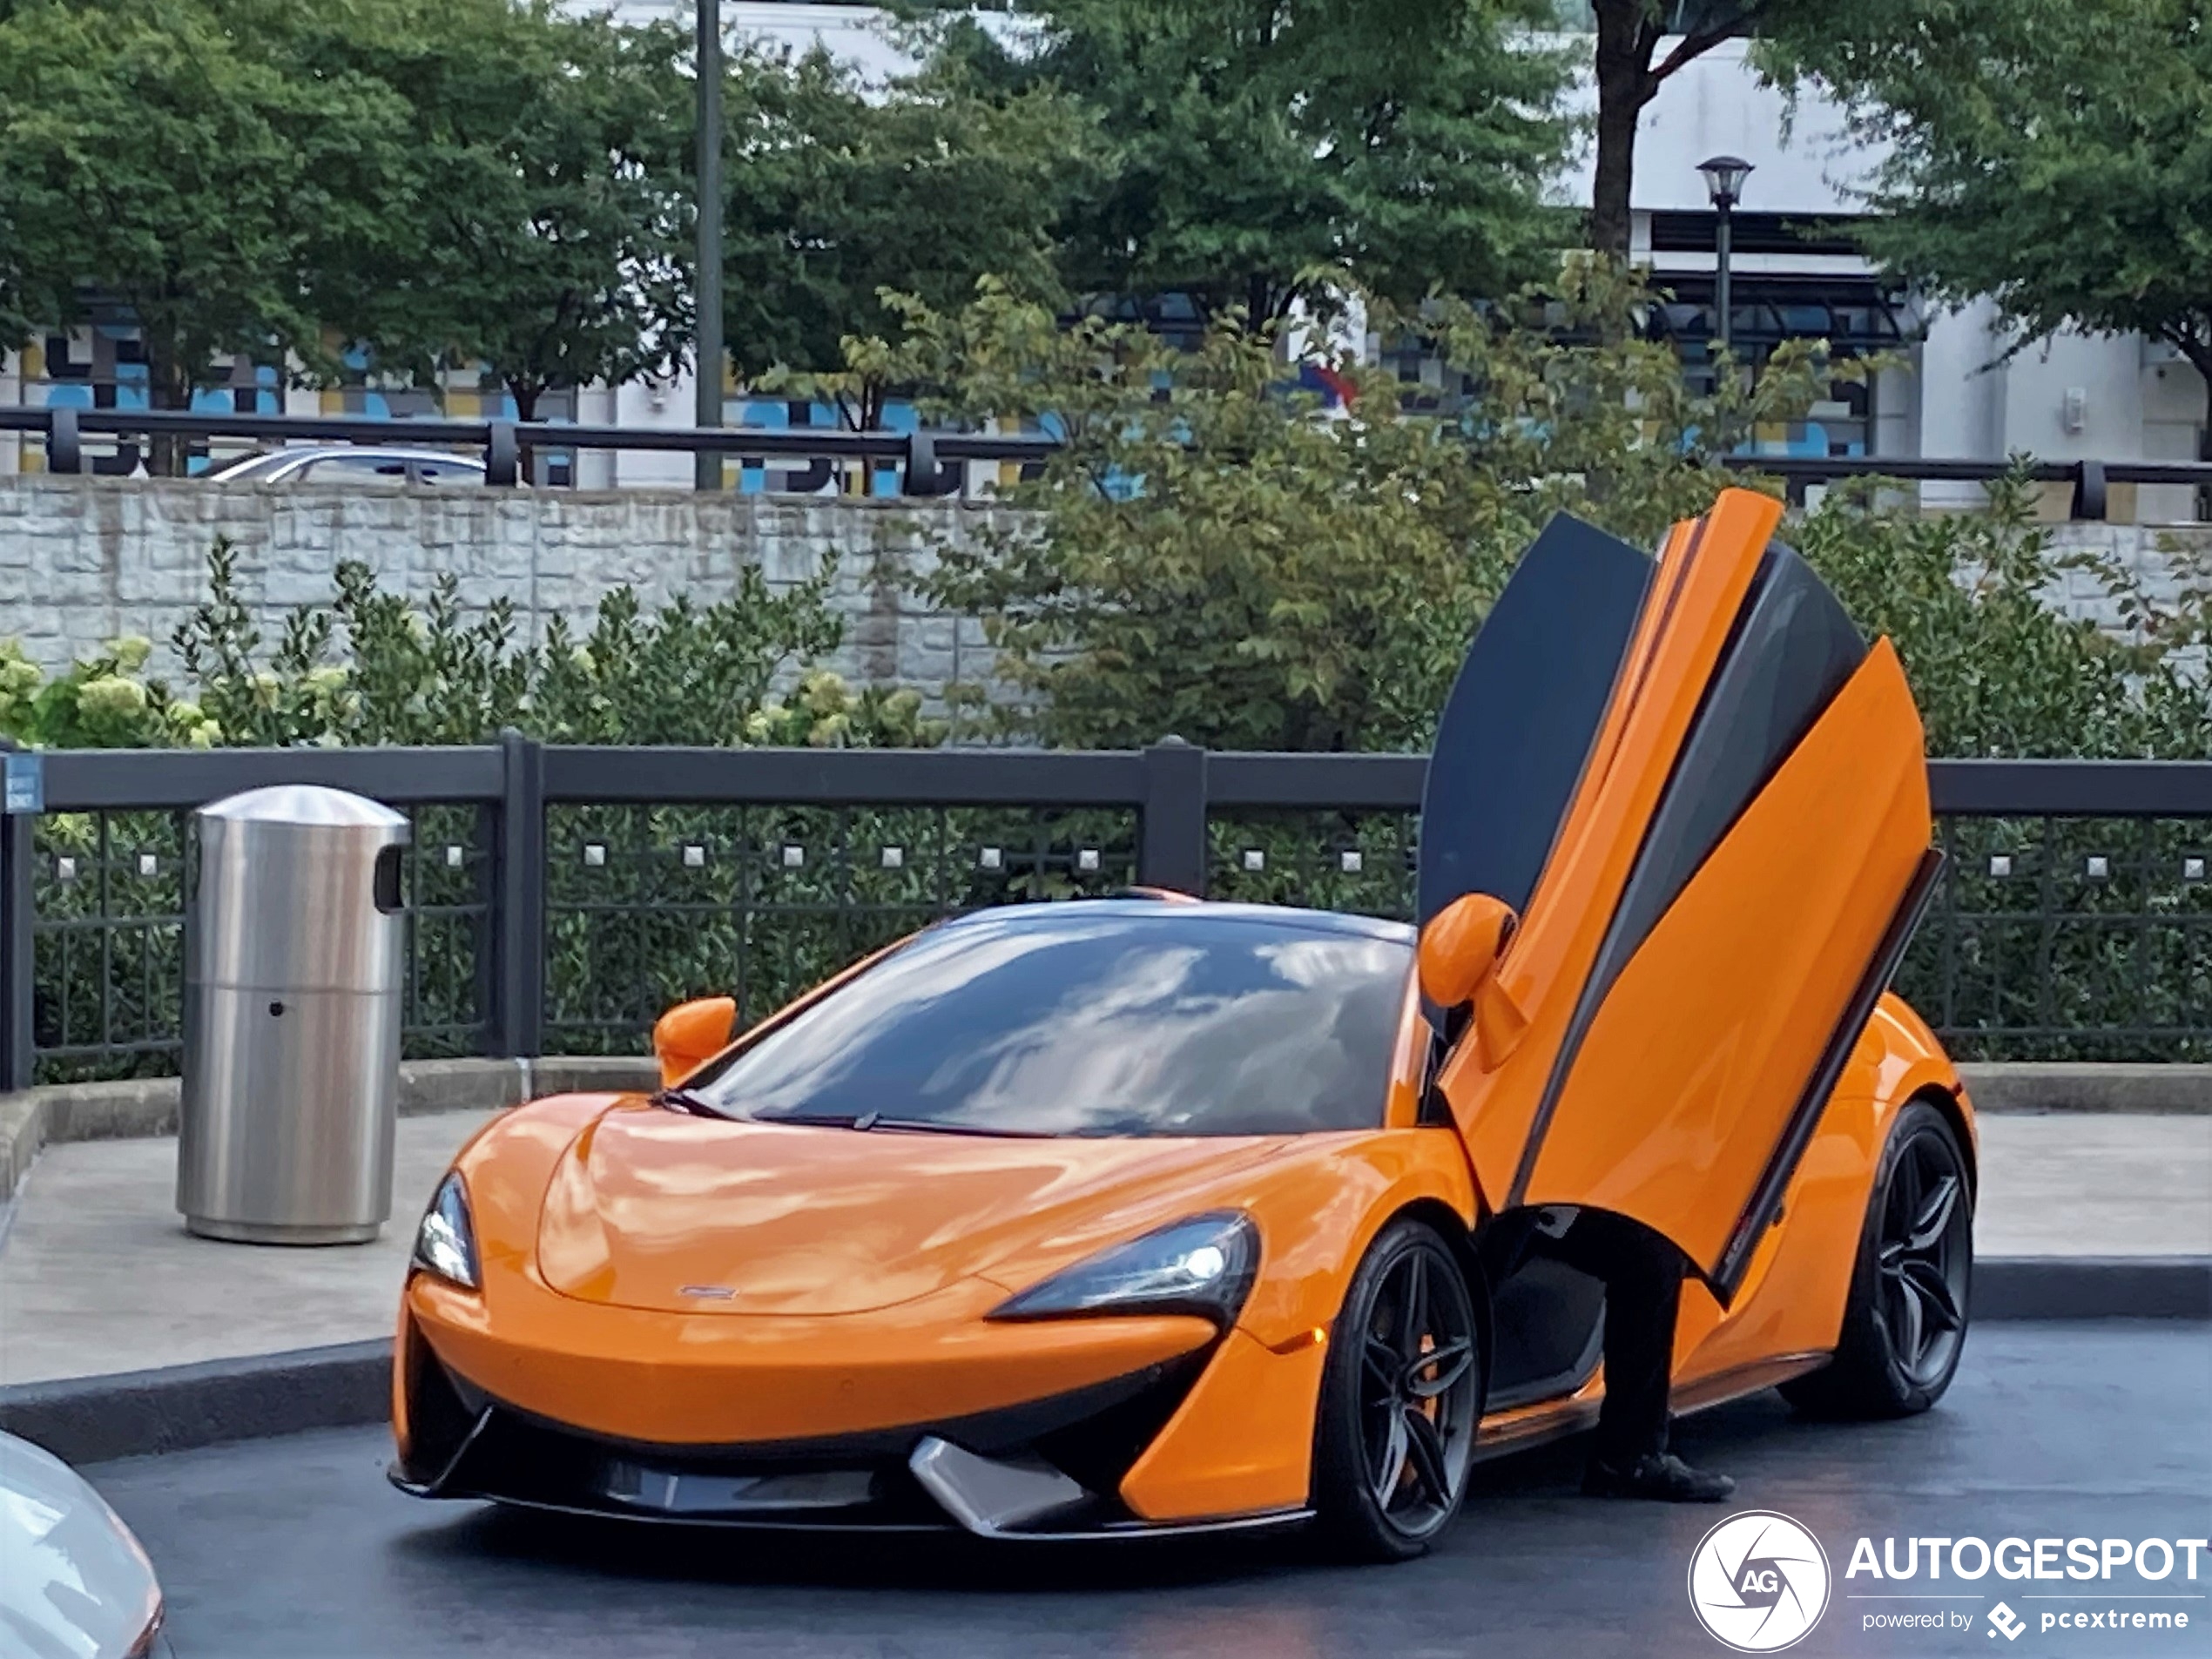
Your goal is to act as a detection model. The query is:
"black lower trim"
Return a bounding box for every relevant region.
[395,1339,1213,1531]
[1710,846,1946,1298]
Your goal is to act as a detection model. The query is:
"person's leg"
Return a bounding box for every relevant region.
[1588,1217,1680,1467]
[1569,1212,1735,1502]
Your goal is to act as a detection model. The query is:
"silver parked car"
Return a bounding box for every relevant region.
[0,1431,165,1658]
[203,445,487,486]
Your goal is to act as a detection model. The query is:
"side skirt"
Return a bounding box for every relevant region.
[1467,1352,1831,1466]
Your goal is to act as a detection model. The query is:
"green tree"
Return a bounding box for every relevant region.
[718,48,1096,428]
[934,0,1570,320]
[1762,0,2212,442]
[0,0,408,466]
[1581,3,1783,258]
[320,0,691,421]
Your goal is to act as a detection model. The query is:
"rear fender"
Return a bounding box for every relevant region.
[1677,995,1967,1381]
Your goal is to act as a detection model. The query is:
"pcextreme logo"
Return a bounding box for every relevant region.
[1688,1510,1833,1652]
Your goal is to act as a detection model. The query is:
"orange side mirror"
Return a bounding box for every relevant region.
[651,995,737,1087]
[1420,894,1530,1070]
[1417,893,1518,1008]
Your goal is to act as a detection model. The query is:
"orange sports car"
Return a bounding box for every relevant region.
[392,488,1975,1561]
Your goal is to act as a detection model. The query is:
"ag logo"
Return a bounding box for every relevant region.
[1687,1510,1831,1652]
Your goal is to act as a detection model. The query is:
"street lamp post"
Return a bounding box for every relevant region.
[694,0,724,491]
[1697,155,1753,360]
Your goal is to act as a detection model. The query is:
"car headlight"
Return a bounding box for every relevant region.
[987,1212,1258,1329]
[411,1172,478,1290]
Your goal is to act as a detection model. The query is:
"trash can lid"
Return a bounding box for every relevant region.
[196,784,411,832]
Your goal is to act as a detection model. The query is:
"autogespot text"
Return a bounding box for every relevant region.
[1846,1534,2209,1583]
[1849,1534,2206,1638]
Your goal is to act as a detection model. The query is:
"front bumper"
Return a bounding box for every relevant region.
[393,1312,1308,1539]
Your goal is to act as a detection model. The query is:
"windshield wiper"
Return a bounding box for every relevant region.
[755,1109,867,1130]
[867,1116,1055,1139]
[651,1086,727,1119]
[754,1109,1052,1139]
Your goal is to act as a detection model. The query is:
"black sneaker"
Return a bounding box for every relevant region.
[1581,1452,1736,1502]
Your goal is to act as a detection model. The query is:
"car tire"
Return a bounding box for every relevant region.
[1781,1098,1973,1420]
[1311,1217,1485,1562]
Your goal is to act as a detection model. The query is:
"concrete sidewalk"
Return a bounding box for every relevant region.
[0,1109,2205,1390]
[0,1112,495,1387]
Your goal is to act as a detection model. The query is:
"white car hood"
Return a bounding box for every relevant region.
[0,1433,161,1659]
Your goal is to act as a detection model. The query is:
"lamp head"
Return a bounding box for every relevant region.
[1698,154,1754,211]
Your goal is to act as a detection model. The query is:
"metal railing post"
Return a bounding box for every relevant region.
[493,729,545,1058]
[0,741,35,1090]
[1138,737,1210,896]
[46,406,80,476]
[485,421,519,488]
[2071,459,2107,522]
[903,428,954,496]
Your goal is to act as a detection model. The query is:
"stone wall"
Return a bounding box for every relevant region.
[0,476,1008,696]
[2027,519,2211,635]
[0,475,2205,687]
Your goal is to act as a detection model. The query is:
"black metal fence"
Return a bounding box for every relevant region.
[3,740,2208,1087]
[11,406,2212,521]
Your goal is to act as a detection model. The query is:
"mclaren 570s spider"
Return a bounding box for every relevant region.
[393,487,1975,1561]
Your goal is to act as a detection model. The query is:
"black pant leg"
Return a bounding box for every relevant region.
[1576,1212,1686,1467]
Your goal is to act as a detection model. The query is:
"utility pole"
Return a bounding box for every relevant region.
[693,0,724,490]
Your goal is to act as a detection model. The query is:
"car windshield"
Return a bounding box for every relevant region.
[686,905,1413,1137]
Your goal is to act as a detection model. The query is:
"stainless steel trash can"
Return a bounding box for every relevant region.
[178,786,409,1244]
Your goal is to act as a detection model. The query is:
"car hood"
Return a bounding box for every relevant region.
[0,1432,162,1659]
[536,1103,1291,1316]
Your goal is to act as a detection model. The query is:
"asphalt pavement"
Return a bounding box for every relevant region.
[85,1322,2211,1659]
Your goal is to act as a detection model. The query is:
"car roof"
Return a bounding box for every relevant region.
[279,445,484,465]
[932,897,1415,947]
[211,445,486,474]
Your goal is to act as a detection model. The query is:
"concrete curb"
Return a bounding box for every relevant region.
[0,1339,391,1467]
[1971,1256,2212,1321]
[1959,1062,2212,1116]
[10,1258,2204,1469]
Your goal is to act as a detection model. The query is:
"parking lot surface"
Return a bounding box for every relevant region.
[86,1321,2210,1659]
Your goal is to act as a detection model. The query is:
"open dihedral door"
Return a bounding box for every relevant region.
[1421,489,1939,1300]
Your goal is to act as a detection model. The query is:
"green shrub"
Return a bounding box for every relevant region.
[3,537,948,754]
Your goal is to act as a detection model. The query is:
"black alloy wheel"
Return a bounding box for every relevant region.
[1782,1099,1973,1419]
[1877,1116,1972,1388]
[1312,1219,1484,1561]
